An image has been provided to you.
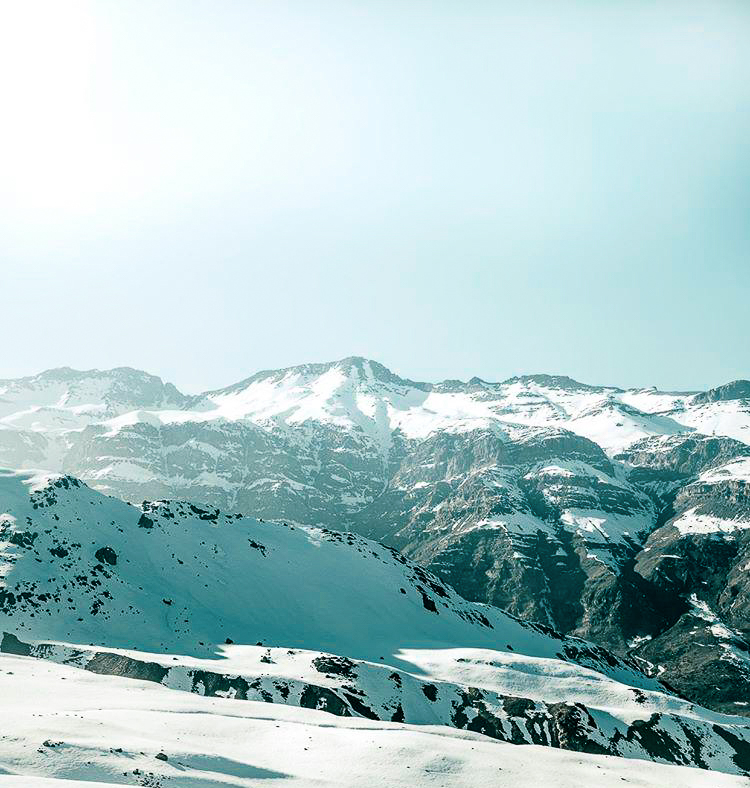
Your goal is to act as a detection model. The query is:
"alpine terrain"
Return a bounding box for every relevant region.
[1,359,750,786]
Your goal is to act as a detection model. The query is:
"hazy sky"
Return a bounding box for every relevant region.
[1,1,748,392]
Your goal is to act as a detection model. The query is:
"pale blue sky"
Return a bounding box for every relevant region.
[1,1,748,392]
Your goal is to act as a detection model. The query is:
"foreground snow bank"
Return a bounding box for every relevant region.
[0,654,745,788]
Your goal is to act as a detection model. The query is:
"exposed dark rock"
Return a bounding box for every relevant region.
[94,547,117,566]
[312,656,356,678]
[85,652,169,683]
[299,685,350,716]
[1,632,32,656]
[693,381,750,405]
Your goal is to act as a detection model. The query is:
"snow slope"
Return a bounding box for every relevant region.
[3,654,746,788]
[0,469,637,672]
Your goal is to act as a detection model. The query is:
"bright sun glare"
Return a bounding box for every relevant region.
[0,2,138,225]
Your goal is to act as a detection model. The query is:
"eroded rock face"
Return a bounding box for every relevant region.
[346,427,659,659]
[347,422,750,716]
[610,436,750,712]
[85,651,168,683]
[693,381,750,405]
[627,518,750,713]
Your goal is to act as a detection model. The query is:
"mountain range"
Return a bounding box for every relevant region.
[1,357,750,785]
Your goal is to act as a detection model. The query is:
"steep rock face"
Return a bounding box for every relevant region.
[620,434,750,475]
[350,426,655,655]
[621,451,750,713]
[62,418,399,525]
[693,380,750,405]
[1,358,750,713]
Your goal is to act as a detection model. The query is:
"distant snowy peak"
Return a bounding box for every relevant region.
[0,366,187,420]
[190,358,430,452]
[499,374,618,393]
[208,356,430,397]
[191,359,687,450]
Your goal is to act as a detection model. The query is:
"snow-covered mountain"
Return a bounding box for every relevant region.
[2,469,750,785]
[1,358,749,716]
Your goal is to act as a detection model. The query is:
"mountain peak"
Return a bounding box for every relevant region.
[211,356,430,396]
[332,356,430,389]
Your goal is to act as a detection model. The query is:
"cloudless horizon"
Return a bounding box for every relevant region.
[1,1,748,393]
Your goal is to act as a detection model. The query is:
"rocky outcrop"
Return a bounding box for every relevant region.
[693,381,750,405]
